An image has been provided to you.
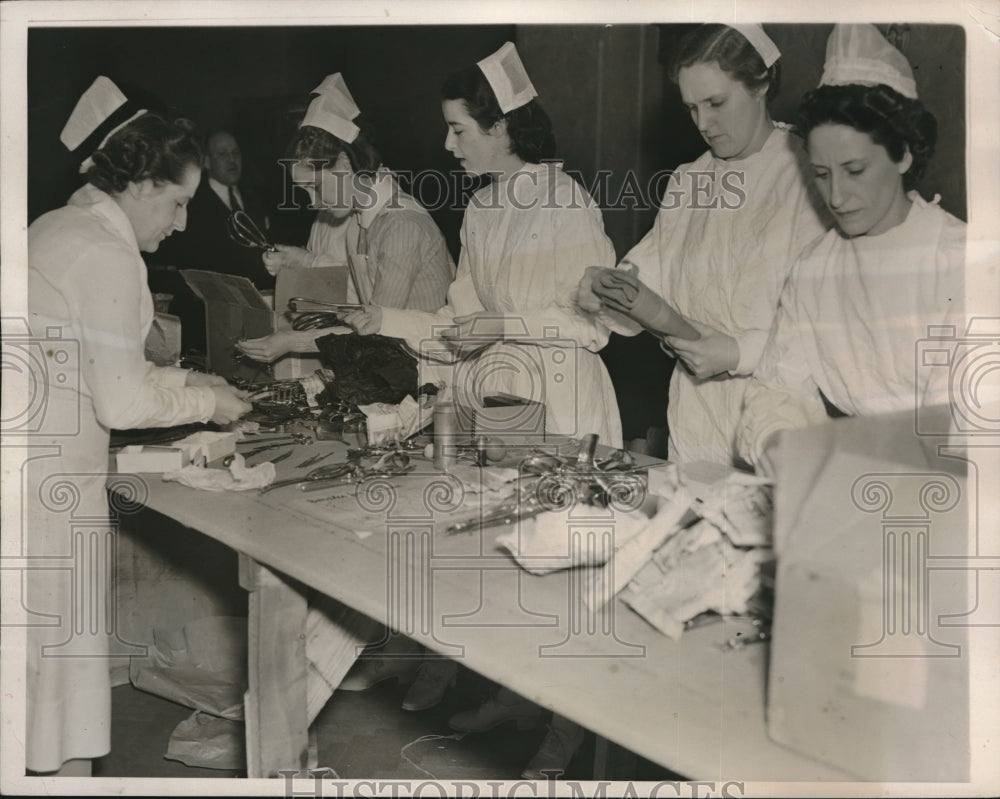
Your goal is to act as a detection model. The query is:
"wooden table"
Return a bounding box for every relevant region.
[115,440,852,782]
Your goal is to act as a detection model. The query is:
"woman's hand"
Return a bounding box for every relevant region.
[185,370,229,388]
[450,312,509,340]
[236,331,300,363]
[575,266,609,313]
[262,244,311,276]
[661,320,739,379]
[441,312,509,356]
[340,306,382,336]
[209,385,253,425]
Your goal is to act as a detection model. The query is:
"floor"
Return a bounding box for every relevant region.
[93,665,681,781]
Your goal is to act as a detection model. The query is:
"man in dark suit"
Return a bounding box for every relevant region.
[146,130,274,353]
[160,130,274,288]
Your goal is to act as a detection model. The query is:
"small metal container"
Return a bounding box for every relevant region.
[432,401,458,471]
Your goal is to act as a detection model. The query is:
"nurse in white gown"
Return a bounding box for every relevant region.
[341,40,621,780]
[345,43,622,449]
[579,24,829,468]
[736,25,965,475]
[25,78,250,774]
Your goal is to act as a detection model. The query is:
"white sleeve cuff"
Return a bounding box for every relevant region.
[732,329,770,376]
[748,421,787,467]
[151,366,192,388]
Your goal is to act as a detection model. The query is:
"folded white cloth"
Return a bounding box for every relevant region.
[497,505,651,576]
[162,453,275,492]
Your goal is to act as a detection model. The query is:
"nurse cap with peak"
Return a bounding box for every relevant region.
[301,72,361,143]
[477,41,538,114]
[729,24,781,68]
[61,76,148,172]
[820,23,918,99]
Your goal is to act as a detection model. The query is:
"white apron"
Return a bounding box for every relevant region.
[737,193,966,464]
[607,125,830,466]
[382,162,623,447]
[26,184,216,771]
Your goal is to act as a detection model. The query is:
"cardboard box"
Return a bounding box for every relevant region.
[172,431,238,466]
[274,265,350,317]
[116,445,185,473]
[767,406,969,780]
[456,393,546,446]
[181,270,274,381]
[144,312,182,366]
[272,265,351,380]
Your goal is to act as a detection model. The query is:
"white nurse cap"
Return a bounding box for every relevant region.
[301,72,361,143]
[61,76,148,171]
[477,41,538,114]
[730,24,781,68]
[820,23,918,99]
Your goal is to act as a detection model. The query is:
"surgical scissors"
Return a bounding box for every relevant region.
[259,461,359,494]
[227,210,276,252]
[224,442,299,466]
[287,297,365,314]
[259,450,413,495]
[297,450,336,469]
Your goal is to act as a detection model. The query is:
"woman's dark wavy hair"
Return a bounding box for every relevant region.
[84,113,203,194]
[796,83,937,190]
[442,65,556,164]
[670,24,781,101]
[288,120,381,179]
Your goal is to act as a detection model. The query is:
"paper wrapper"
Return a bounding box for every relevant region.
[689,470,774,546]
[584,484,695,613]
[620,519,773,639]
[358,394,433,445]
[165,712,244,771]
[129,616,247,720]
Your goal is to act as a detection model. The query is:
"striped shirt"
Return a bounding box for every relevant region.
[344,180,454,312]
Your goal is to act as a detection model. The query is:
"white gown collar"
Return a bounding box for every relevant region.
[69,183,139,252]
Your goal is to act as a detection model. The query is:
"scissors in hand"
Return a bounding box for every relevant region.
[227,210,277,253]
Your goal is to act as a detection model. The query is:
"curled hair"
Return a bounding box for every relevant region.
[442,65,556,164]
[670,24,781,101]
[84,113,203,194]
[289,121,381,178]
[796,83,937,190]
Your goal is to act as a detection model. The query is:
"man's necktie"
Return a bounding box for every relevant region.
[228,185,242,213]
[357,224,369,256]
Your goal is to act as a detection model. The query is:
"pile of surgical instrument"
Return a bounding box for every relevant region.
[258,445,415,494]
[446,434,653,535]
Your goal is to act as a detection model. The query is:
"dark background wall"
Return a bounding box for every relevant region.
[27,25,515,251]
[516,23,965,258]
[28,23,966,247]
[26,23,966,443]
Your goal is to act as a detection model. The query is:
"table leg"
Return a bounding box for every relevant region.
[592,734,637,780]
[239,554,309,778]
